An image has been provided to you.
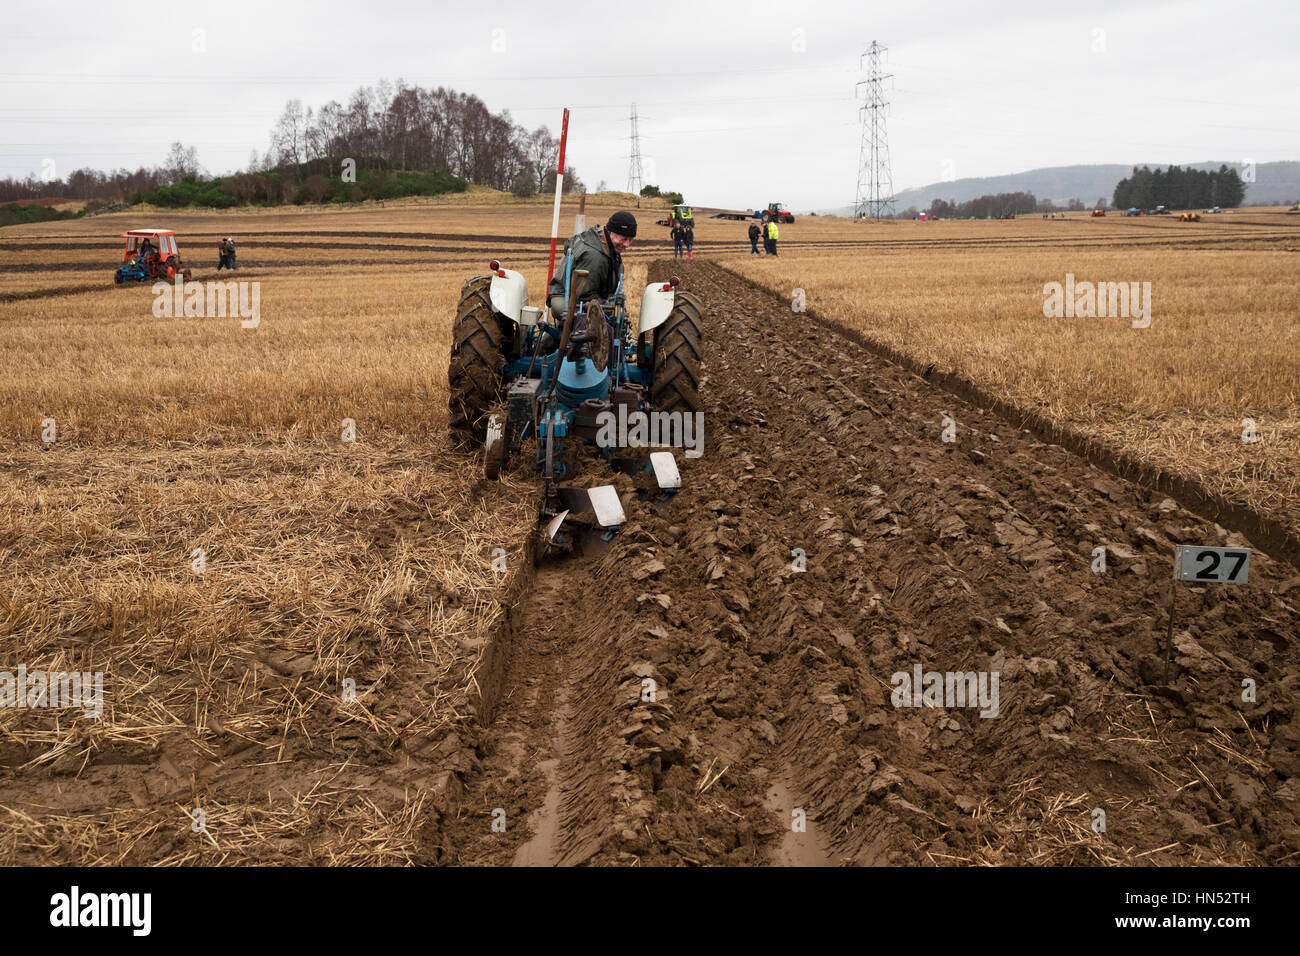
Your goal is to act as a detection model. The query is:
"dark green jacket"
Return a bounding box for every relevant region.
[547,225,621,319]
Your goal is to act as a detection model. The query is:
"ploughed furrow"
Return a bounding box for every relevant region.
[654,259,1300,865]
[435,258,1299,866]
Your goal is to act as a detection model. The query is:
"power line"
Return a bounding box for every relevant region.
[0,92,856,117]
[0,65,853,85]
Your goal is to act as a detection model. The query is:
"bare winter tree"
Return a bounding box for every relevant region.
[271,100,309,181]
[563,165,584,195]
[484,110,523,189]
[164,142,202,184]
[341,87,377,172]
[526,127,558,193]
[386,82,425,172]
[311,101,345,178]
[426,87,458,175]
[454,92,487,180]
[543,164,585,195]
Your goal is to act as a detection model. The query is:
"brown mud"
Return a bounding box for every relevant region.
[433,259,1300,865]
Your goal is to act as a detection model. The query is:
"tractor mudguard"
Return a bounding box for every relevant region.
[638,282,675,335]
[489,268,529,322]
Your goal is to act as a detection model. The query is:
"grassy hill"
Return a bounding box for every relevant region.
[818,161,1300,215]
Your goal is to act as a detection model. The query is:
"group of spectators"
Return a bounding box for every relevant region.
[663,215,784,259]
[217,237,238,270]
[671,221,694,259]
[748,219,779,255]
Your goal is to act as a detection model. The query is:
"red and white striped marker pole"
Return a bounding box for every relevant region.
[545,107,570,287]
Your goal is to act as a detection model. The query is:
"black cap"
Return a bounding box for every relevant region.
[606,211,637,238]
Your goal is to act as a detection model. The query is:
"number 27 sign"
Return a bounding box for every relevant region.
[1175,545,1251,584]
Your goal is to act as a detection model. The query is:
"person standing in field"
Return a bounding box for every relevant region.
[765,218,779,255]
[671,222,684,259]
[683,223,694,260]
[748,221,761,255]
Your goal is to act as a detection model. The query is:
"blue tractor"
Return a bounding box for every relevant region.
[448,256,704,552]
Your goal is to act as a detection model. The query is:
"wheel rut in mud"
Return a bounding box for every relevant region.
[432,259,1300,866]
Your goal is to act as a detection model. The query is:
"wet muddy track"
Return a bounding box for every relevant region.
[431,259,1300,866]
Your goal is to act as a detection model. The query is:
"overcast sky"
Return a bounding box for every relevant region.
[3,0,1296,210]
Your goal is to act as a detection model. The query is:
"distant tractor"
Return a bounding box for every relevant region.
[760,202,794,224]
[114,229,192,284]
[655,204,694,229]
[712,202,795,224]
[1179,211,1201,222]
[1092,208,1106,217]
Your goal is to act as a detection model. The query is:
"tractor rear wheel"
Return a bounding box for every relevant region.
[651,291,703,415]
[448,274,508,442]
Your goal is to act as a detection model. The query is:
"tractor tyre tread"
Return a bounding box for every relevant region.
[449,274,508,442]
[651,292,703,415]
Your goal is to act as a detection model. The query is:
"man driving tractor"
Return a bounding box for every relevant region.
[546,210,636,320]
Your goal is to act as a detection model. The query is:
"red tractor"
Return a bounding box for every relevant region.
[114,229,193,283]
[760,202,794,224]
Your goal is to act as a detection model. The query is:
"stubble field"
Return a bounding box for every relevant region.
[1,197,1297,865]
[718,209,1300,554]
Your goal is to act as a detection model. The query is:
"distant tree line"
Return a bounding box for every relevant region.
[262,82,582,195]
[894,192,1110,220]
[641,184,684,204]
[0,142,201,204]
[0,80,581,209]
[1113,165,1245,210]
[0,202,81,227]
[915,191,1041,219]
